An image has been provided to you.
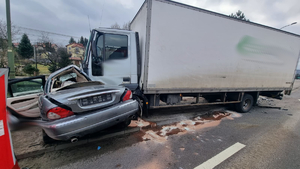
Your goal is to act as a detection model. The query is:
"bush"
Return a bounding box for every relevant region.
[23,64,39,76]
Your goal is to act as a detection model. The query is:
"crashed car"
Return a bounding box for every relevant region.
[7,65,139,142]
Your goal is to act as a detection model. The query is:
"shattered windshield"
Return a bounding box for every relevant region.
[55,81,104,91]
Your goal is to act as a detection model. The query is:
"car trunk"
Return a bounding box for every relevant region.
[45,82,126,113]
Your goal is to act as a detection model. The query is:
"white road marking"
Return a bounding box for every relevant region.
[194,142,246,169]
[298,99,300,102]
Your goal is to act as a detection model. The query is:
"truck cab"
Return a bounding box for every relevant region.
[82,28,140,90]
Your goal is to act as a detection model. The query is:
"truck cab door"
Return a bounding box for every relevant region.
[84,30,136,86]
[7,76,45,118]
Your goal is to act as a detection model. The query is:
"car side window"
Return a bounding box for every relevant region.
[96,35,104,61]
[92,33,128,76]
[104,34,128,60]
[10,78,44,97]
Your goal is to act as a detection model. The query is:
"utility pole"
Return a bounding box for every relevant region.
[6,0,15,78]
[34,45,37,69]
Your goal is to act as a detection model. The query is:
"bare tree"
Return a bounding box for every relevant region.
[36,33,56,65]
[0,20,19,67]
[111,22,121,29]
[111,21,131,30]
[37,34,71,72]
[0,20,19,41]
[122,21,131,30]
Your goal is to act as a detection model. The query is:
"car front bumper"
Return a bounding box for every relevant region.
[39,99,139,140]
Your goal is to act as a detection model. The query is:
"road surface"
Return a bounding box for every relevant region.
[18,81,300,169]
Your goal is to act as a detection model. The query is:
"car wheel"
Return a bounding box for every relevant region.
[124,119,131,126]
[235,94,253,113]
[42,130,55,144]
[117,119,132,128]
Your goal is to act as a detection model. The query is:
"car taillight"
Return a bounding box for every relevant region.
[123,90,132,101]
[47,107,74,120]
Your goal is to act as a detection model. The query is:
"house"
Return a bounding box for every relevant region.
[66,43,85,66]
[69,57,82,66]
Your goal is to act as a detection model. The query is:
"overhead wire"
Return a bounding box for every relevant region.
[17,26,81,39]
[14,26,88,46]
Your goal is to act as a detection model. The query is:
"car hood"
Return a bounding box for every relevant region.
[44,82,126,113]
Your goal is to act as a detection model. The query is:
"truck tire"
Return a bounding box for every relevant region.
[235,94,253,113]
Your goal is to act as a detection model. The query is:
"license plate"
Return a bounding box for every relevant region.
[80,93,112,106]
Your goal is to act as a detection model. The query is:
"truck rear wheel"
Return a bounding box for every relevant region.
[235,94,253,113]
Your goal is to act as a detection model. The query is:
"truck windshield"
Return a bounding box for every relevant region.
[90,30,128,76]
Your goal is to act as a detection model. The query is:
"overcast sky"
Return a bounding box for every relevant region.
[0,0,300,68]
[0,0,299,45]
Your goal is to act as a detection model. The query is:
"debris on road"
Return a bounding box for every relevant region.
[257,96,276,107]
[128,118,152,128]
[140,111,241,143]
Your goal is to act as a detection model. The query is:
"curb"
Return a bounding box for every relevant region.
[16,127,140,160]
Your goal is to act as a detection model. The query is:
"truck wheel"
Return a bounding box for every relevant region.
[235,94,253,113]
[42,130,55,144]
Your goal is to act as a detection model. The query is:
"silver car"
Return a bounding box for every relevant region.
[7,65,139,143]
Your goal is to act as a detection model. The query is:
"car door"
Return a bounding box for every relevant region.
[7,75,45,118]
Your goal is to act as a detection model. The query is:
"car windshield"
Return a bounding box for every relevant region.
[50,67,90,92]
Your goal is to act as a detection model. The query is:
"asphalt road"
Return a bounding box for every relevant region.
[19,82,300,169]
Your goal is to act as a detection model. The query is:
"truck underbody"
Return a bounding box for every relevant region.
[130,88,285,118]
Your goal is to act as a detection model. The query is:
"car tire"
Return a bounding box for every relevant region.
[42,130,55,144]
[117,119,132,128]
[235,94,253,113]
[124,119,131,126]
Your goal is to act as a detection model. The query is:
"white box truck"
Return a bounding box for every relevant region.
[82,0,300,115]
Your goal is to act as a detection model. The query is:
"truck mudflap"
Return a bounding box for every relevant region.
[285,90,292,95]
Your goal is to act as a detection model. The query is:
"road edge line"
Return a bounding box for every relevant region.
[194,142,246,169]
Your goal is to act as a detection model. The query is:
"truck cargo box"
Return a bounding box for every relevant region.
[130,0,300,94]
